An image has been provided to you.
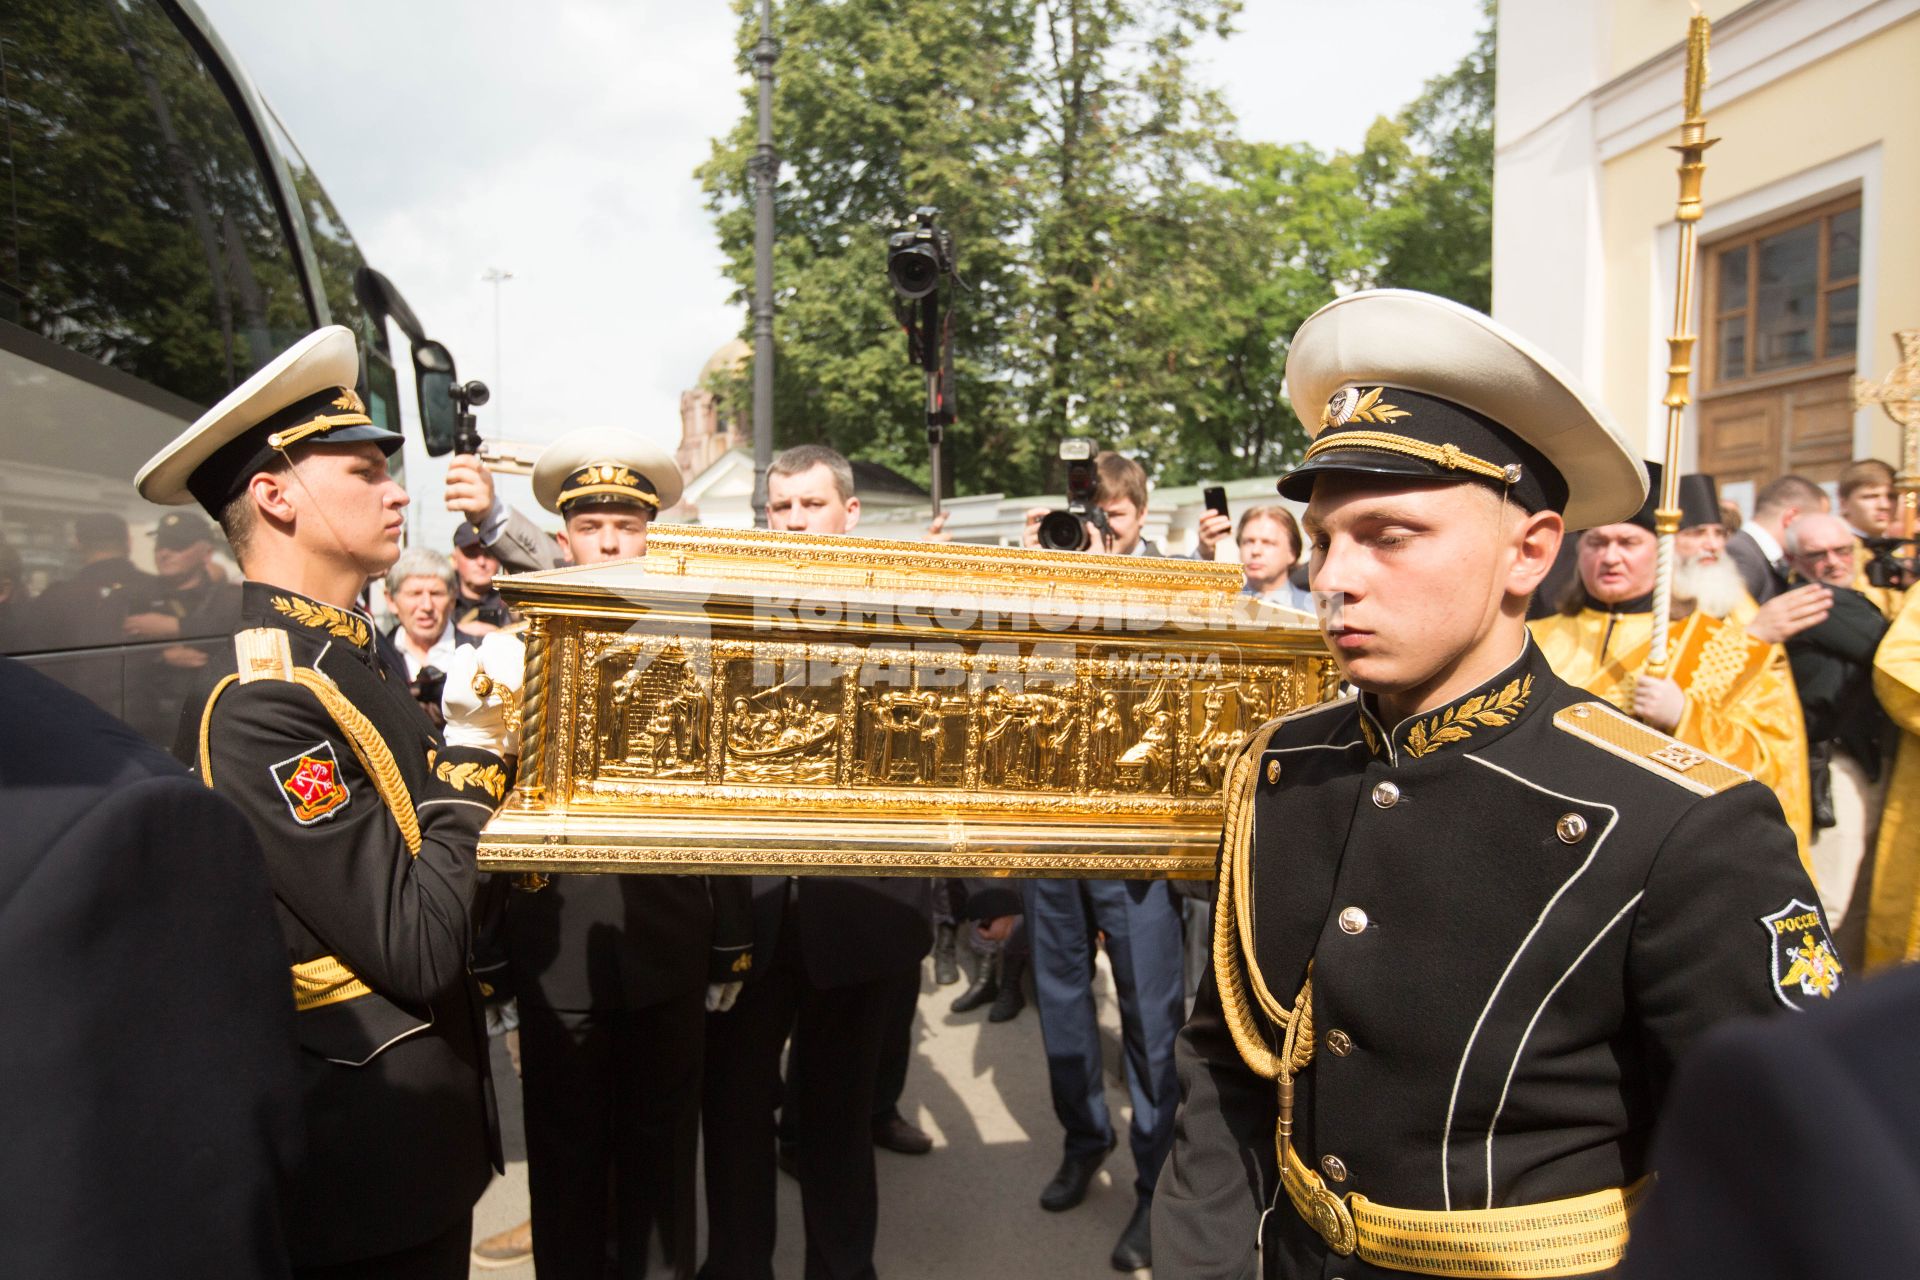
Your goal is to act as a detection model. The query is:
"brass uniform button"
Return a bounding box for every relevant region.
[1371,781,1400,809]
[1338,906,1369,935]
[1266,759,1282,785]
[1326,1029,1353,1057]
[1556,813,1589,844]
[1321,1154,1349,1183]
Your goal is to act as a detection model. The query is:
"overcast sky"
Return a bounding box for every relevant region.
[194,0,1482,528]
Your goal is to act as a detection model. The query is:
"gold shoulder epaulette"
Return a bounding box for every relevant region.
[1552,702,1751,796]
[233,627,294,684]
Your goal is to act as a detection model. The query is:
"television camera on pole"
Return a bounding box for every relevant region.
[887,207,963,519]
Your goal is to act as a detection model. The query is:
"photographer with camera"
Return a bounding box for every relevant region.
[1017,447,1180,1272]
[1022,445,1160,558]
[1837,458,1915,610]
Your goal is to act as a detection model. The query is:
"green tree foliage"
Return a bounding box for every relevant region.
[701,0,1495,495]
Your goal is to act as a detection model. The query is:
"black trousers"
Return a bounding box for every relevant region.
[291,1213,470,1280]
[872,965,921,1120]
[520,994,707,1280]
[701,931,895,1280]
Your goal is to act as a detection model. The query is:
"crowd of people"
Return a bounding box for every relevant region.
[3,291,1919,1280]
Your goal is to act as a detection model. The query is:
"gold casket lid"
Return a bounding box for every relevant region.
[481,526,1332,879]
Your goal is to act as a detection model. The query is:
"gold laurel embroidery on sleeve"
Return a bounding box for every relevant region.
[1404,674,1532,758]
[271,595,370,647]
[436,759,506,800]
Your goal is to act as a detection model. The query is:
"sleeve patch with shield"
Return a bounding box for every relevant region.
[1761,899,1842,1010]
[271,740,352,825]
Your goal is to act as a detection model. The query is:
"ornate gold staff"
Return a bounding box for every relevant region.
[1648,11,1716,678]
[1853,330,1920,541]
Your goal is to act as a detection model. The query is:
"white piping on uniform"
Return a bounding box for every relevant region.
[323,1005,436,1066]
[418,797,497,815]
[1481,890,1644,1207]
[315,639,333,666]
[1437,753,1620,1210]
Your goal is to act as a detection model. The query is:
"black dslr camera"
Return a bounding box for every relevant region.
[1035,439,1112,552]
[887,206,956,300]
[1860,534,1919,589]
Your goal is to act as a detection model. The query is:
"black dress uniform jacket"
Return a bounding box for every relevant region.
[0,658,300,1279]
[1155,640,1832,1279]
[1619,962,1920,1279]
[180,583,504,1268]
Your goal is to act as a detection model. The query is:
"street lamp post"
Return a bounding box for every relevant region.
[749,0,777,528]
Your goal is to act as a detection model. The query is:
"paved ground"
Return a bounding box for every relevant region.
[469,949,1156,1279]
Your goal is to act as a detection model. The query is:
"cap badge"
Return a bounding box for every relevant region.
[330,389,366,413]
[1322,386,1411,430]
[577,464,641,488]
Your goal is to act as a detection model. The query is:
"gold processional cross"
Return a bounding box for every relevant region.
[1853,329,1920,536]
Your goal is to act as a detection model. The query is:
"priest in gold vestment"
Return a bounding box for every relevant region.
[1863,588,1920,967]
[1531,472,1816,870]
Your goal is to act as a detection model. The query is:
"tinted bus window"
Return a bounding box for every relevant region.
[259,106,405,457]
[0,0,310,743]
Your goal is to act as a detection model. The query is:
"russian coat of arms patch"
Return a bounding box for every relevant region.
[1760,898,1842,1010]
[271,740,351,825]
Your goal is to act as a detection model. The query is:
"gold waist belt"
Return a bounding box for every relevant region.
[291,954,374,1013]
[1280,1142,1649,1277]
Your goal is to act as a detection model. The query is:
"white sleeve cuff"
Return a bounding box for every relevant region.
[477,495,510,547]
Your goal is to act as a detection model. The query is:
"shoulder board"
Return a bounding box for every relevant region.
[1551,701,1752,796]
[233,626,294,684]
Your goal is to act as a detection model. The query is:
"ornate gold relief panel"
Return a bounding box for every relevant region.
[484,528,1336,877]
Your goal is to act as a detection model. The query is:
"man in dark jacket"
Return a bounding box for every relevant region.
[1725,473,1829,605]
[1619,964,1920,1278]
[0,657,300,1279]
[1784,511,1895,963]
[137,326,508,1278]
[701,444,934,1280]
[453,427,752,1279]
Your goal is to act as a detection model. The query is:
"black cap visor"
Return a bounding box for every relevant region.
[1277,450,1473,503]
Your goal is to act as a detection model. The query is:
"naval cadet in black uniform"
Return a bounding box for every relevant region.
[1153,289,1837,1279]
[449,427,752,1280]
[135,326,507,1279]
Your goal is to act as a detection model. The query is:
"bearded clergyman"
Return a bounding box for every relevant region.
[1530,467,1822,869]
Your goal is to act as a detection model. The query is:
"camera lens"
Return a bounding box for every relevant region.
[1035,510,1091,553]
[888,243,943,299]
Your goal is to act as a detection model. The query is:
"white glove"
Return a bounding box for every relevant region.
[706,981,743,1013]
[441,632,526,755]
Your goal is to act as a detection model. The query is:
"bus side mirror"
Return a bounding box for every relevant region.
[413,339,457,456]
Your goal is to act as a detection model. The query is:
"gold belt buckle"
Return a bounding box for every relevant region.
[1279,1131,1358,1256]
[1308,1182,1358,1256]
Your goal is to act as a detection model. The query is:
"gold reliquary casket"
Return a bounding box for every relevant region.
[478,527,1335,879]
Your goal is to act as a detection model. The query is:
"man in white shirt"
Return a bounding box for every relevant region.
[1726,473,1829,604]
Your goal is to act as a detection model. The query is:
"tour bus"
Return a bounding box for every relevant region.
[2,0,467,744]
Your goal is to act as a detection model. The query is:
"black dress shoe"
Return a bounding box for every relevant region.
[1110,1197,1151,1271]
[949,951,999,1013]
[1038,1135,1116,1212]
[872,1108,934,1155]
